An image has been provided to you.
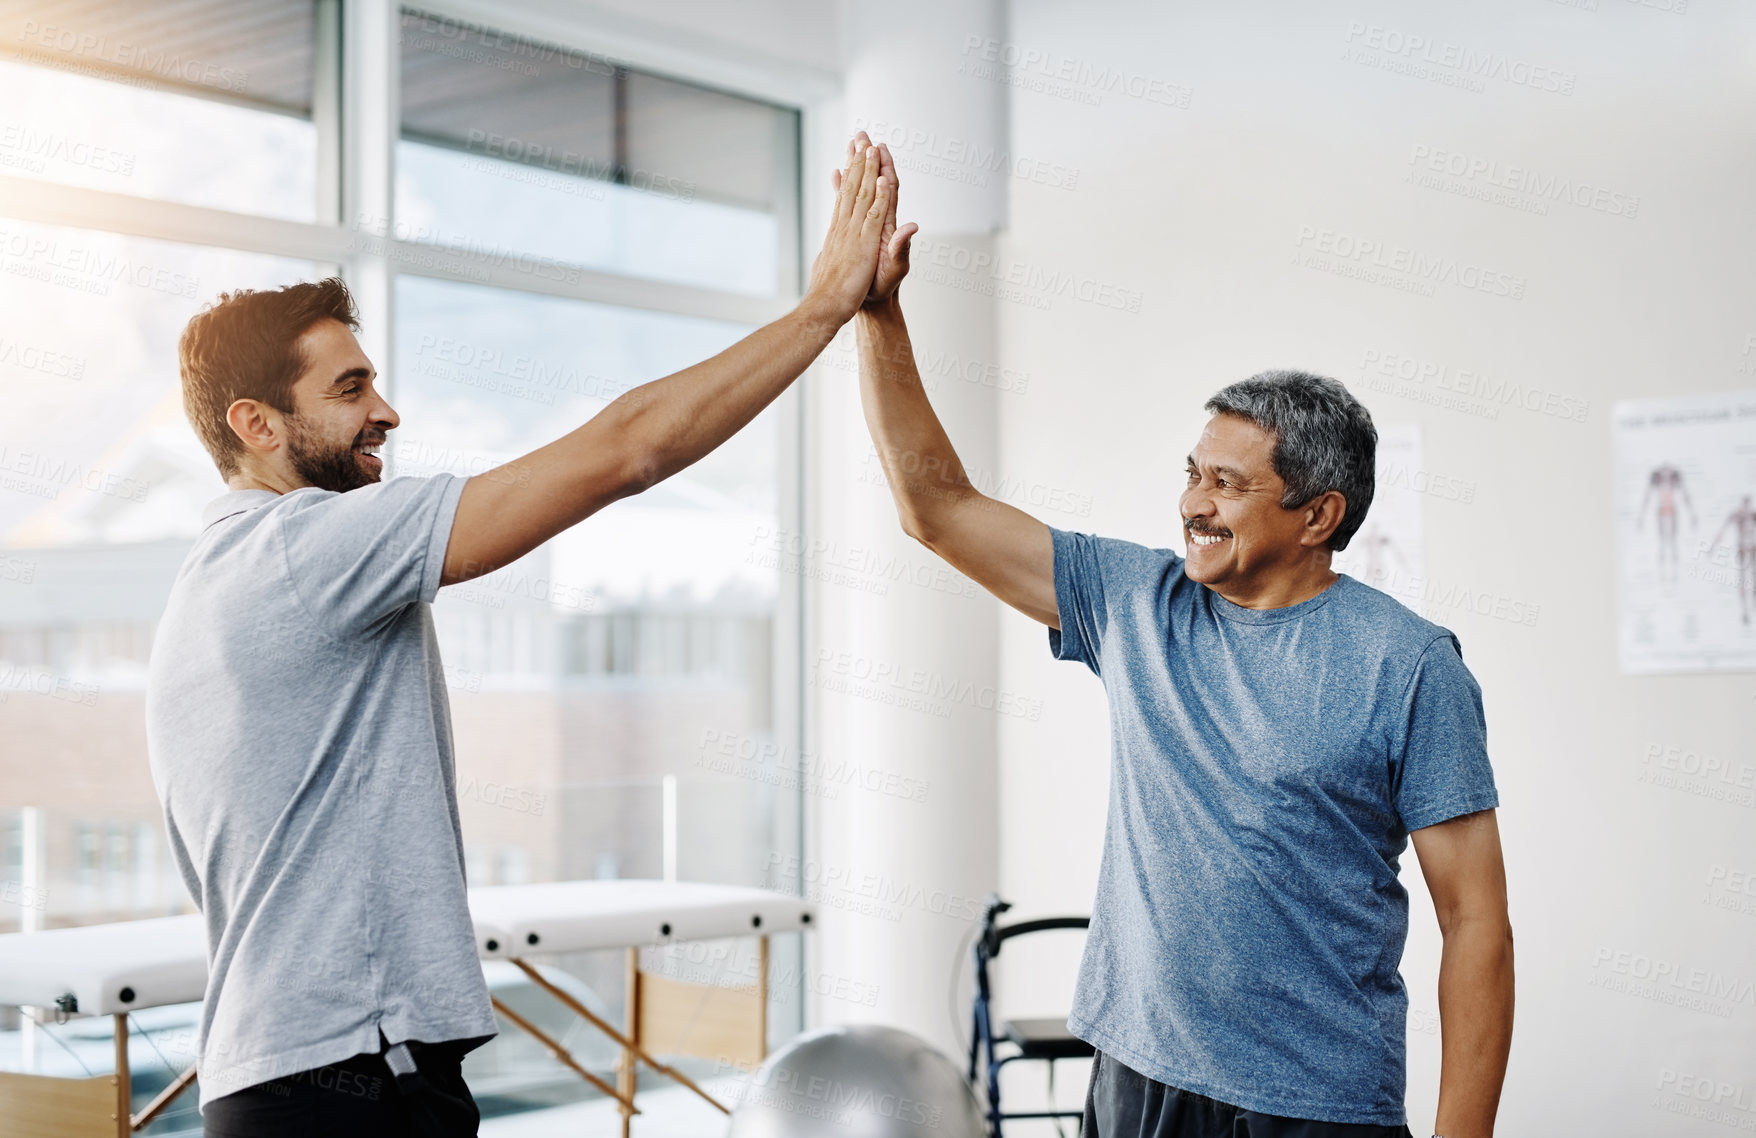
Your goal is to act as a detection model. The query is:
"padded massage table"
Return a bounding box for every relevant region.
[0,879,816,1137]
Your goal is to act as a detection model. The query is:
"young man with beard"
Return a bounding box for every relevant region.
[145,140,902,1136]
[851,140,1514,1137]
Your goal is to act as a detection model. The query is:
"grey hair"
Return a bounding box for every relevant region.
[1203,369,1377,552]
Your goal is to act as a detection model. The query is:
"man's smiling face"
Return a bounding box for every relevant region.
[283,318,398,493]
[1180,413,1328,592]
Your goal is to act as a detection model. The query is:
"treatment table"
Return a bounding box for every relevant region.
[0,879,815,1137]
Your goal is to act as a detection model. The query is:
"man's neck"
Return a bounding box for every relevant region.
[226,470,298,495]
[1210,562,1340,610]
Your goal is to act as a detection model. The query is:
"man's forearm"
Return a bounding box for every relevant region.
[854,297,977,541]
[603,298,843,489]
[1433,917,1515,1137]
[457,298,841,574]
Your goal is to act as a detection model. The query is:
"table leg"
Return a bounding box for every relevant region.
[621,946,639,1138]
[757,936,769,1058]
[113,1013,128,1137]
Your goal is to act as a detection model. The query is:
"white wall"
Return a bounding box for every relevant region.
[986,0,1756,1135]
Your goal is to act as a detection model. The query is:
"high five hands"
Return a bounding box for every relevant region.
[834,133,919,309]
[805,131,920,324]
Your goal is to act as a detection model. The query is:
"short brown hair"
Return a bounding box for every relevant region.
[178,277,359,478]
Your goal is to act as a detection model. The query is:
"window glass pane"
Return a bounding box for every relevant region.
[397,9,792,295]
[624,71,788,212]
[394,274,786,892]
[0,220,316,547]
[0,1,319,221]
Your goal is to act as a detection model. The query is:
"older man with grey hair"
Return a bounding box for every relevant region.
[847,136,1514,1138]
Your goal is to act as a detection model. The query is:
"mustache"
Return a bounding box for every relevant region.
[1184,520,1233,537]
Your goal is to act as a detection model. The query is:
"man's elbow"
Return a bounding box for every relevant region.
[600,396,669,498]
[897,498,957,552]
[620,449,666,498]
[897,504,933,545]
[1439,906,1515,947]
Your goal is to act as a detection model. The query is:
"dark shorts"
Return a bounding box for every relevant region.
[203,1035,481,1138]
[1083,1051,1414,1138]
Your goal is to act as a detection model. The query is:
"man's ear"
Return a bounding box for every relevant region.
[226,399,282,457]
[1301,490,1348,548]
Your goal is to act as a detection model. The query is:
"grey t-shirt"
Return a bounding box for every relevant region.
[145,475,495,1110]
[1049,528,1498,1126]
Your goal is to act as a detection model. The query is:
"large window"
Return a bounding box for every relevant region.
[0,3,804,1129]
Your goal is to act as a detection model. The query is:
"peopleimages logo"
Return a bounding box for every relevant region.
[811,647,1045,722]
[0,228,198,299]
[463,130,694,201]
[1295,226,1526,299]
[1589,946,1756,1018]
[764,853,984,923]
[747,525,977,600]
[1407,144,1639,218]
[0,336,84,379]
[958,34,1192,109]
[0,445,150,503]
[697,728,932,805]
[851,117,1079,192]
[738,1063,944,1128]
[912,237,1144,313]
[1341,22,1577,95]
[0,662,97,706]
[0,124,135,176]
[17,19,250,91]
[0,555,37,585]
[1356,348,1591,424]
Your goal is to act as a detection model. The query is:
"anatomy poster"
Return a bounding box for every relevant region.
[1335,421,1425,612]
[1613,390,1756,674]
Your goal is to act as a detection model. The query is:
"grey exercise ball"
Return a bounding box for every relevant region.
[727,1024,986,1138]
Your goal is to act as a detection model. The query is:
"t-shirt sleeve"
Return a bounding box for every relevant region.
[1391,634,1500,832]
[1047,528,1106,672]
[1047,528,1176,676]
[276,474,467,638]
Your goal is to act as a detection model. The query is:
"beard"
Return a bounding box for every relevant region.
[286,414,381,494]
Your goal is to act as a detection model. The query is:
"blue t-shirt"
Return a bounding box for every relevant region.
[1048,529,1498,1126]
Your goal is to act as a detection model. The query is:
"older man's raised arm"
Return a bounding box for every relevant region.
[851,144,1059,629]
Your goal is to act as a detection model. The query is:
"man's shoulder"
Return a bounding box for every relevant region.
[1333,575,1459,659]
[272,475,446,511]
[237,475,459,531]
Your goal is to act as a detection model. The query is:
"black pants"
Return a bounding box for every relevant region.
[203,1035,481,1138]
[1083,1051,1415,1138]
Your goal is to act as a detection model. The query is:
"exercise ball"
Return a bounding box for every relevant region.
[727,1024,986,1138]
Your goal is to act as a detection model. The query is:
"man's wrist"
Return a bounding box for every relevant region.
[794,290,853,339]
[856,294,904,325]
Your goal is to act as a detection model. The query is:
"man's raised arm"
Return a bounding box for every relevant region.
[440,140,891,585]
[853,144,1059,628]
